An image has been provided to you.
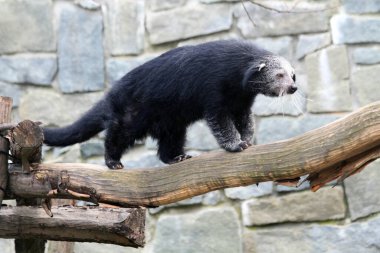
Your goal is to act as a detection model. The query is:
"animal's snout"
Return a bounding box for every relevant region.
[288,85,297,94]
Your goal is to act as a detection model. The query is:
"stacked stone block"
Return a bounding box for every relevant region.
[0,0,379,252]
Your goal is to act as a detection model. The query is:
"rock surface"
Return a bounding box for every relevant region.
[331,15,380,44]
[305,45,352,112]
[235,1,329,38]
[152,208,242,253]
[256,114,340,144]
[0,55,57,85]
[351,65,380,106]
[242,187,346,226]
[58,3,104,93]
[296,32,331,59]
[105,0,144,55]
[19,88,103,126]
[0,0,55,54]
[225,182,273,200]
[344,159,380,220]
[147,3,232,44]
[353,46,380,65]
[342,0,380,14]
[244,215,380,253]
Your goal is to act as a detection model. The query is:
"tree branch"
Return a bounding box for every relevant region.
[6,101,380,207]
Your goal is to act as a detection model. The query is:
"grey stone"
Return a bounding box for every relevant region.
[0,0,55,54]
[123,154,166,169]
[80,140,105,158]
[242,186,346,226]
[201,0,239,2]
[235,2,329,38]
[305,45,352,112]
[276,175,311,192]
[75,0,101,10]
[147,4,232,44]
[202,190,223,206]
[51,145,81,163]
[0,55,57,86]
[58,3,104,93]
[0,82,23,108]
[186,121,219,151]
[149,191,223,214]
[152,207,242,253]
[296,32,331,59]
[342,0,380,14]
[106,55,157,84]
[145,137,157,150]
[344,159,380,220]
[19,88,103,126]
[146,121,220,151]
[225,182,273,200]
[331,15,380,44]
[243,215,380,253]
[351,65,380,106]
[0,239,15,253]
[177,33,240,47]
[353,46,380,65]
[74,242,141,253]
[253,94,306,117]
[251,36,293,60]
[149,0,185,11]
[105,0,144,55]
[256,114,341,144]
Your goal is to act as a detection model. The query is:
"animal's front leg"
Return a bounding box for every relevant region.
[206,112,249,152]
[233,108,254,146]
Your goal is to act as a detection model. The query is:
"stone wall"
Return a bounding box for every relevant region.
[0,0,380,252]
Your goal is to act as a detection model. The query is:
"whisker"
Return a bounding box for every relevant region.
[291,95,304,114]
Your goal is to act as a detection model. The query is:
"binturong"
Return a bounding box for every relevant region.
[43,40,297,169]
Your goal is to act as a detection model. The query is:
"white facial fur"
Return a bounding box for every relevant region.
[259,55,297,97]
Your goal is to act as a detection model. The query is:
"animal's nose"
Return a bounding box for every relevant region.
[288,86,297,94]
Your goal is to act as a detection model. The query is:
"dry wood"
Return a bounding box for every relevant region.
[9,120,43,172]
[8,119,45,252]
[7,101,380,207]
[0,206,145,247]
[0,96,12,207]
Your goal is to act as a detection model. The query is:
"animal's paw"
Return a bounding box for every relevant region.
[224,141,249,152]
[168,154,192,164]
[106,159,124,170]
[241,134,254,146]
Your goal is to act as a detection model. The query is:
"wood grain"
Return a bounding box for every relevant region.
[0,206,145,247]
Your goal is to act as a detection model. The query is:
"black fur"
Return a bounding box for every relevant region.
[44,40,279,169]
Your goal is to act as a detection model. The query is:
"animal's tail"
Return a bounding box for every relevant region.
[43,100,107,146]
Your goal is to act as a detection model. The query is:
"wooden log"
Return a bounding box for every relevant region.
[7,101,380,207]
[8,120,45,252]
[0,96,12,207]
[0,206,145,247]
[9,120,43,172]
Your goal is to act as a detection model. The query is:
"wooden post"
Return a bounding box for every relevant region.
[0,206,145,247]
[0,96,11,207]
[7,118,46,252]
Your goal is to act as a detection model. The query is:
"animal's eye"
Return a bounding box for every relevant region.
[276,73,284,78]
[292,74,296,82]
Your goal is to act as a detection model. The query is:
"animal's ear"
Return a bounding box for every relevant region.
[242,63,266,87]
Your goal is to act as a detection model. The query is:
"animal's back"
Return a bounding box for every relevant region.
[108,40,268,121]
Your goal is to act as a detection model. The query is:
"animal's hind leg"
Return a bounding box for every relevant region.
[157,127,191,164]
[104,122,136,170]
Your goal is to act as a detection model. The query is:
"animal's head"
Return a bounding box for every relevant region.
[243,55,297,97]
